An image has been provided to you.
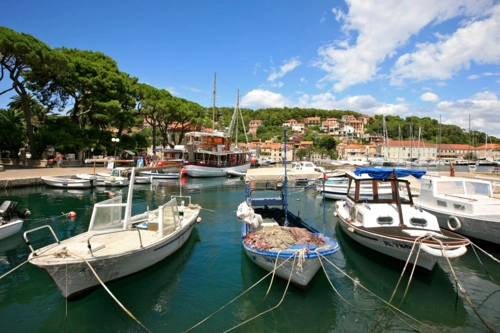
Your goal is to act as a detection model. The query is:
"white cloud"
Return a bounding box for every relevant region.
[315,0,496,91]
[166,86,179,96]
[240,89,289,108]
[300,77,307,83]
[296,93,409,116]
[420,92,440,102]
[468,74,480,79]
[396,97,406,102]
[267,57,301,82]
[437,91,500,137]
[391,4,500,84]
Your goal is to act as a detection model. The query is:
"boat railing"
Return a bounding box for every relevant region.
[24,225,60,255]
[87,229,144,256]
[171,195,192,207]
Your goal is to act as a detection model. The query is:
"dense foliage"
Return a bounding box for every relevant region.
[1,26,497,160]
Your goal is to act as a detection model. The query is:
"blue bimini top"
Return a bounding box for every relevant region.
[353,167,426,180]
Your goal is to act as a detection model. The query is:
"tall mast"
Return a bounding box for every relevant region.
[235,89,239,146]
[212,72,216,130]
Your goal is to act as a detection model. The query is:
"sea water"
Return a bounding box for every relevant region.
[0,176,499,332]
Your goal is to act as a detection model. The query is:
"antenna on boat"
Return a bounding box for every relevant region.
[213,72,216,131]
[283,128,289,225]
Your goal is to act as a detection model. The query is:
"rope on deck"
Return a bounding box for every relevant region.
[184,250,300,333]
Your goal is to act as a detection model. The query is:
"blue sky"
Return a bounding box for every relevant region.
[2,0,500,137]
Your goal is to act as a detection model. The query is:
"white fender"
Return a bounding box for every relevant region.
[420,243,467,258]
[447,215,461,231]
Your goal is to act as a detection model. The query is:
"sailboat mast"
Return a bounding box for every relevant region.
[235,89,239,146]
[213,72,216,130]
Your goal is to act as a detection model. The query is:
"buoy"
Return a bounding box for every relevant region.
[196,217,202,223]
[181,167,186,175]
[66,211,77,218]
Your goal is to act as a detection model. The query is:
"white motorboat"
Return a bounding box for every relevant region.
[41,176,94,189]
[24,170,201,300]
[237,132,339,288]
[418,174,500,245]
[93,167,152,184]
[335,168,470,271]
[139,170,180,179]
[0,201,30,240]
[316,173,393,200]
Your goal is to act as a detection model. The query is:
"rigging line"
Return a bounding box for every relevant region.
[317,253,438,332]
[223,252,298,333]
[183,253,300,333]
[431,237,497,333]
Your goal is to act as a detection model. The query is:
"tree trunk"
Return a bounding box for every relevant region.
[20,90,39,159]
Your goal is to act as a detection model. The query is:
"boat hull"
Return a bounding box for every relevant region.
[41,176,93,189]
[30,215,198,299]
[184,162,251,178]
[422,209,500,245]
[337,216,437,271]
[243,245,326,287]
[0,220,23,240]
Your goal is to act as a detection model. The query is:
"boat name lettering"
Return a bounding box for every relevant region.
[383,241,412,249]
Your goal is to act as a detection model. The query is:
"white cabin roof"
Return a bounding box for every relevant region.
[245,168,321,182]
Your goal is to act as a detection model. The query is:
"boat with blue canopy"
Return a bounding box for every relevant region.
[335,167,470,271]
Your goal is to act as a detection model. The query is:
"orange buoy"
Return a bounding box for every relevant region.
[181,167,186,175]
[66,211,77,218]
[157,161,163,166]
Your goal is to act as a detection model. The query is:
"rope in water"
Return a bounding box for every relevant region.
[371,235,427,332]
[317,253,439,332]
[210,250,285,333]
[62,250,152,333]
[184,250,301,333]
[430,237,497,333]
[222,254,298,333]
[470,243,499,285]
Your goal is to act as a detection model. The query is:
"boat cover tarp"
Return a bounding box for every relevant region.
[245,168,321,182]
[353,167,426,179]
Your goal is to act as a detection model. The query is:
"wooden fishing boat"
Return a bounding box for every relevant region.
[335,168,470,271]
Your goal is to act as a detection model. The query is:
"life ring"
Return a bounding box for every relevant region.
[447,215,461,230]
[420,243,467,258]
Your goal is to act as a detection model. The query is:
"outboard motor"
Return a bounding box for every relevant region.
[0,201,30,222]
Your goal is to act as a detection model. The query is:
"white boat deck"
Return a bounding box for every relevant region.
[31,210,198,262]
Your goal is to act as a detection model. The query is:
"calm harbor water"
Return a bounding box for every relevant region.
[0,171,499,332]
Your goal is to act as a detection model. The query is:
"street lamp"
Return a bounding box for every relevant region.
[112,138,120,159]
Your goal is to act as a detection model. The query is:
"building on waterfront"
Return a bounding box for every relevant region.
[377,140,437,161]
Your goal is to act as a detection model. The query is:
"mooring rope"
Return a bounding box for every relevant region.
[56,251,151,333]
[0,259,29,280]
[209,250,285,333]
[317,251,385,312]
[380,245,423,332]
[184,251,300,333]
[431,237,497,333]
[470,244,499,285]
[222,252,298,333]
[371,235,427,333]
[318,253,439,332]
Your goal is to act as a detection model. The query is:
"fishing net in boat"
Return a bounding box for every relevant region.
[244,226,325,251]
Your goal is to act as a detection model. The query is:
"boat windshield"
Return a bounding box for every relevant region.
[437,180,491,196]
